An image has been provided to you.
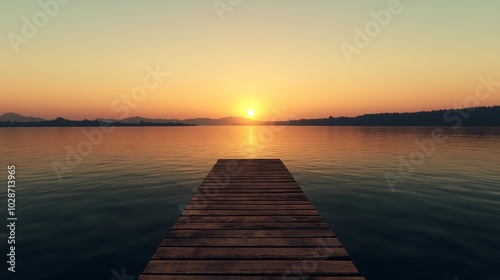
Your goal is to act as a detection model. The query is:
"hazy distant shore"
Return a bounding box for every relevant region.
[1,106,499,127]
[0,118,195,127]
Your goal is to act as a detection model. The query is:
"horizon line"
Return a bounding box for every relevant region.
[2,105,500,122]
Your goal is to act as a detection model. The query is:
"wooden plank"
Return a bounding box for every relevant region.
[185,204,315,210]
[180,209,319,216]
[151,247,350,260]
[198,183,302,187]
[203,175,295,178]
[193,193,307,197]
[190,197,309,201]
[182,209,319,216]
[213,178,294,180]
[198,186,303,189]
[166,229,336,238]
[160,237,342,247]
[140,159,364,279]
[172,222,331,230]
[176,215,323,223]
[139,277,366,280]
[210,176,297,178]
[195,188,303,193]
[142,260,360,275]
[183,200,312,205]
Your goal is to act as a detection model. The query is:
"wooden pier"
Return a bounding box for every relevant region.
[139,159,364,279]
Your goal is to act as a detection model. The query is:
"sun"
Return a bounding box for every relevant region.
[247,109,255,118]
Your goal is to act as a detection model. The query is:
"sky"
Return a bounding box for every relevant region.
[1,0,499,121]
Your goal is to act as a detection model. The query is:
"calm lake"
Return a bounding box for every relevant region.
[0,126,499,280]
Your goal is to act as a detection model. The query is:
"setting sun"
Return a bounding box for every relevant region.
[247,110,255,118]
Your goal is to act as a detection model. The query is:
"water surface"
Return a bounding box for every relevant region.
[0,126,499,280]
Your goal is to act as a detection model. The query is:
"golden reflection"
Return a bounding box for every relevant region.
[238,126,258,158]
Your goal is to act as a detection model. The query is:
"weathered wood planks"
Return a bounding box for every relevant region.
[139,159,364,279]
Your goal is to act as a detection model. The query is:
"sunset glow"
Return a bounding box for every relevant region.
[1,1,499,120]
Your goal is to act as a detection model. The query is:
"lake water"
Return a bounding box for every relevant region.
[0,126,499,280]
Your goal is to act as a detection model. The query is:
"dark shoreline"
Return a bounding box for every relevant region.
[1,106,499,127]
[0,121,195,127]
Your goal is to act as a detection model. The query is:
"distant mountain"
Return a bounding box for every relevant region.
[0,112,46,122]
[0,116,193,127]
[122,116,181,123]
[97,116,260,125]
[2,106,499,126]
[0,113,260,126]
[96,116,181,124]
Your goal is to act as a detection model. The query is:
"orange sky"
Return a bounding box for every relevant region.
[1,1,499,121]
